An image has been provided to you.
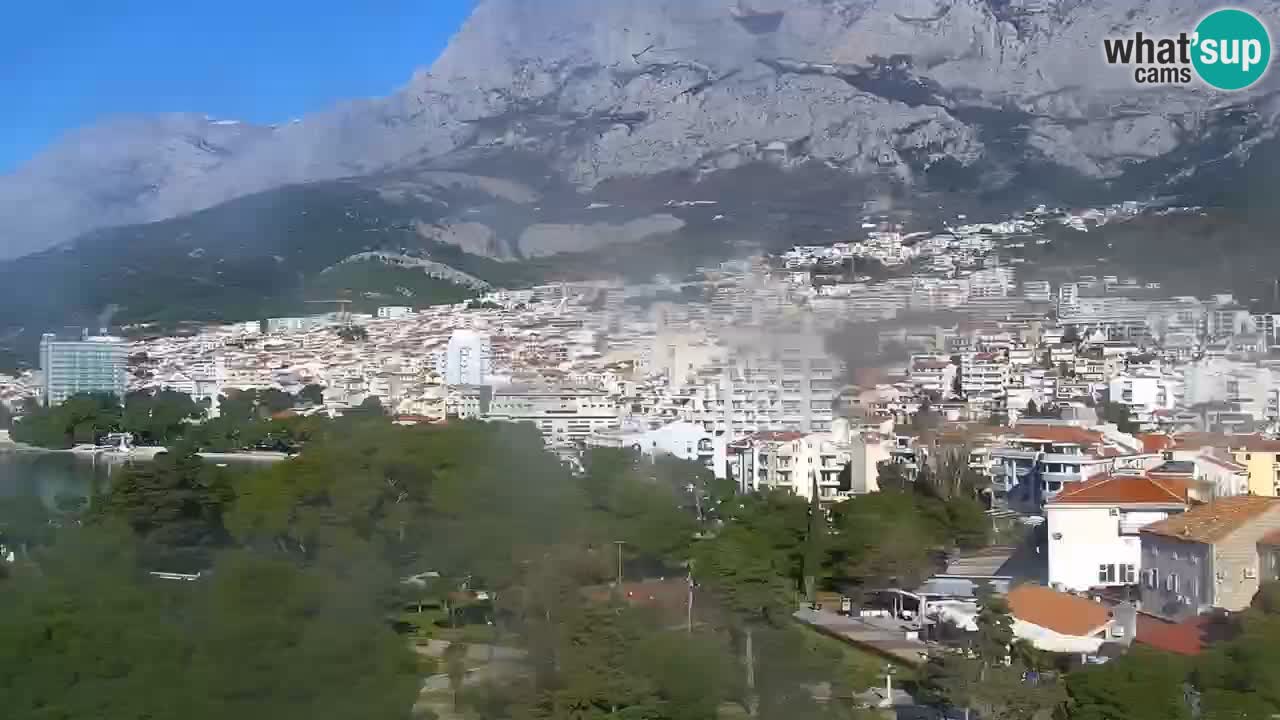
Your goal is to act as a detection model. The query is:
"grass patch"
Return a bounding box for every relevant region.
[796,622,907,678]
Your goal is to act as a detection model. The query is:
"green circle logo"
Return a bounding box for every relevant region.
[1192,8,1271,91]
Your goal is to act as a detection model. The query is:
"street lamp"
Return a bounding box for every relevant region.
[881,664,898,708]
[613,540,625,586]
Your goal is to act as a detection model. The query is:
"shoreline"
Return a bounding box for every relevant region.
[0,434,288,464]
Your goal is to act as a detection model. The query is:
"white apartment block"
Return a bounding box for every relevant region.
[376,306,414,320]
[1046,475,1189,592]
[1108,372,1180,427]
[438,329,491,386]
[727,428,851,501]
[586,420,728,479]
[961,352,1009,408]
[487,385,620,445]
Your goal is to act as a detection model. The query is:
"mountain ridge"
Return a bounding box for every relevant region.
[3,0,1280,259]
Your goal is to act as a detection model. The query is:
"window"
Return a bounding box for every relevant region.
[1099,564,1117,584]
[1145,568,1159,588]
[1120,564,1136,584]
[1165,573,1179,593]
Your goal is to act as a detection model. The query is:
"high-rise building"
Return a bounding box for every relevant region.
[39,332,129,406]
[440,329,491,386]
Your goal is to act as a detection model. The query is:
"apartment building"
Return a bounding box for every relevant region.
[376,306,413,320]
[1227,436,1280,497]
[1172,433,1280,497]
[908,356,956,397]
[487,385,620,445]
[446,385,492,419]
[586,419,727,479]
[687,333,841,435]
[436,329,492,386]
[1108,372,1179,427]
[990,423,1155,509]
[39,332,129,406]
[727,428,851,501]
[1046,475,1191,592]
[960,352,1009,408]
[1140,497,1280,620]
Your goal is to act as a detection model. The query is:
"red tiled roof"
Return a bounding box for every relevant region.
[1231,435,1280,452]
[1006,585,1112,637]
[1137,433,1176,454]
[1142,496,1280,544]
[1135,613,1207,656]
[1173,433,1280,453]
[1049,475,1189,506]
[1012,424,1103,446]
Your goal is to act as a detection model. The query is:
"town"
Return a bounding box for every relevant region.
[4,199,1280,712]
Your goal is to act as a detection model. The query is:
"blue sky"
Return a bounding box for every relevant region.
[0,0,473,172]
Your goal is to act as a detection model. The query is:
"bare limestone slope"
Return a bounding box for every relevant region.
[2,0,1278,259]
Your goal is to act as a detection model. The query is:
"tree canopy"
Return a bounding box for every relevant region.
[0,525,419,720]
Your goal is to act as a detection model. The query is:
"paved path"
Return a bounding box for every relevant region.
[795,608,929,667]
[414,639,526,662]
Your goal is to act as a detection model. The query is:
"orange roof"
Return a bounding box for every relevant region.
[1173,433,1280,453]
[1006,585,1112,636]
[1137,433,1175,454]
[1259,529,1280,546]
[1135,613,1207,656]
[1230,435,1280,452]
[1049,475,1189,506]
[1170,432,1230,451]
[1141,496,1280,544]
[1011,424,1103,446]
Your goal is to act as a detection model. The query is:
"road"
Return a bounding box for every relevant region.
[795,607,929,666]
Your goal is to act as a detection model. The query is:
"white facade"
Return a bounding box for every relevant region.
[39,334,129,406]
[1182,358,1279,422]
[846,430,892,495]
[1108,372,1179,426]
[446,385,490,419]
[1046,477,1187,592]
[727,422,855,501]
[1048,505,1167,591]
[586,420,728,479]
[440,330,491,386]
[376,306,413,320]
[961,352,1009,407]
[487,385,620,444]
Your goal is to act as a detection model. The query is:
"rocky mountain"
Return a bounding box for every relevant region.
[3,0,1280,260]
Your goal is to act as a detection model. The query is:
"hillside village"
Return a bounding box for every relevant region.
[8,202,1280,667]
